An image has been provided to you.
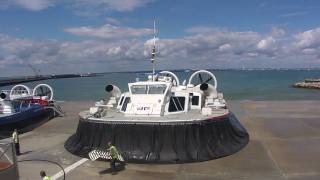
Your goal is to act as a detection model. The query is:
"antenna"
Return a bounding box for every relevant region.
[151,20,156,81]
[27,63,41,77]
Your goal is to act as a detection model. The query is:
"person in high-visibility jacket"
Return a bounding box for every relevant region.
[12,129,20,155]
[107,141,120,171]
[40,170,51,180]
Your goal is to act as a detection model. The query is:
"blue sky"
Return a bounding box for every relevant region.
[0,0,320,76]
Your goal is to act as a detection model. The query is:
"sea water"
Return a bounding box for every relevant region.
[1,70,320,101]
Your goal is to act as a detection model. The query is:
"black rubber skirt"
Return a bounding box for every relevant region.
[65,112,249,163]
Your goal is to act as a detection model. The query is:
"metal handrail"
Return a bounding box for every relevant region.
[1,90,30,95]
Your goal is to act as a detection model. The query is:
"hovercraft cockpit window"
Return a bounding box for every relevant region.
[131,85,147,94]
[131,85,167,94]
[148,84,167,94]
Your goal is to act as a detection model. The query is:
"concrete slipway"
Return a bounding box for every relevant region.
[15,100,320,180]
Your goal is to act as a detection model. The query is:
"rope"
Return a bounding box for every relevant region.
[18,159,66,180]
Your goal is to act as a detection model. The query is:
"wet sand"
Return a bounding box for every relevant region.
[15,100,320,180]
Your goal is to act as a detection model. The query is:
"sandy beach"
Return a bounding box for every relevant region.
[15,100,320,180]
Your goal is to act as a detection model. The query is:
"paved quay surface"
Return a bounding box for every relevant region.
[16,100,320,180]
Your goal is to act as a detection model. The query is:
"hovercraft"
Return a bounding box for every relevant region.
[65,23,249,163]
[0,84,62,137]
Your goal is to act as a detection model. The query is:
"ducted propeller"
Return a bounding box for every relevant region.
[0,92,6,99]
[188,70,218,89]
[105,84,121,98]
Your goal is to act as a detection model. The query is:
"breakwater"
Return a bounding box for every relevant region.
[293,78,320,89]
[0,74,97,87]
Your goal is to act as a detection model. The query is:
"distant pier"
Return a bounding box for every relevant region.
[0,73,98,87]
[293,79,320,89]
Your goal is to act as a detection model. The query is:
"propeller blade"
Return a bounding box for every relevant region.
[44,89,50,96]
[198,73,203,84]
[40,86,44,96]
[205,77,213,83]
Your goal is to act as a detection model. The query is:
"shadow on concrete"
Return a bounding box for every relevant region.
[99,164,126,175]
[0,110,55,140]
[20,151,33,156]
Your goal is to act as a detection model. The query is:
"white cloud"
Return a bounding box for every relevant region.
[1,0,153,14]
[302,48,317,55]
[106,46,120,55]
[64,24,153,39]
[1,26,320,76]
[257,37,275,50]
[4,0,53,11]
[67,0,154,16]
[280,11,308,18]
[218,43,232,52]
[185,26,221,34]
[270,27,286,37]
[294,28,320,48]
[95,0,152,12]
[105,17,122,26]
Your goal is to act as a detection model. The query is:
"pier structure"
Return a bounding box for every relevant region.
[293,78,320,89]
[0,73,98,87]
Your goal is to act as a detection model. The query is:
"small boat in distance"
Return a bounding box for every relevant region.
[0,84,63,138]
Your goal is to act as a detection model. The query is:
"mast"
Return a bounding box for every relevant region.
[27,63,41,77]
[151,20,156,81]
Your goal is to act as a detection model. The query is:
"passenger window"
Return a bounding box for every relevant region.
[192,96,199,105]
[121,97,131,112]
[168,96,185,112]
[119,96,124,106]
